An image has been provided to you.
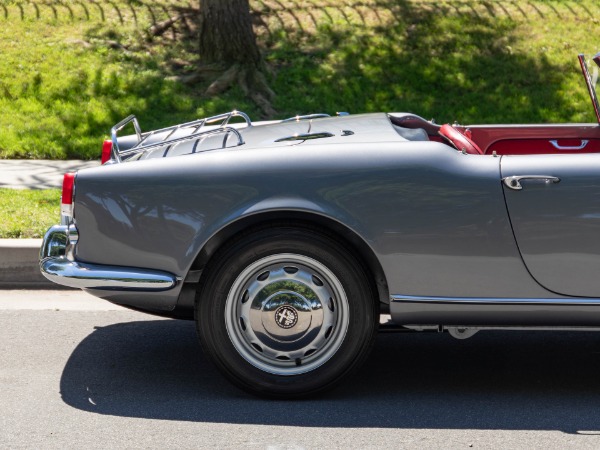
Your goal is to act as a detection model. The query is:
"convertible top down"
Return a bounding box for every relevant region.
[39,52,600,397]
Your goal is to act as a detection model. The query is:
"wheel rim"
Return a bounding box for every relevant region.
[224,253,349,375]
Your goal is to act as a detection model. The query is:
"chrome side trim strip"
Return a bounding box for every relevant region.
[391,294,600,306]
[40,257,179,291]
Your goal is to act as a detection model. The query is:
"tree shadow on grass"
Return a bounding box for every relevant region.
[3,0,597,158]
[264,0,578,124]
[112,1,581,122]
[60,318,600,433]
[81,0,589,125]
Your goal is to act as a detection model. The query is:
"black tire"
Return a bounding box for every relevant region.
[195,225,378,398]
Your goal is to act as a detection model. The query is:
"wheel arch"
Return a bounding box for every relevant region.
[181,210,389,311]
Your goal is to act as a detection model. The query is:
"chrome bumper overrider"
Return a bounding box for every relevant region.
[40,225,179,291]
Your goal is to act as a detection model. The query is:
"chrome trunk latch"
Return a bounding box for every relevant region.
[502,175,561,191]
[275,132,335,142]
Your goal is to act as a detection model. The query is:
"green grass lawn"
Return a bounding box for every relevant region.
[1,0,600,237]
[0,0,599,161]
[0,189,61,238]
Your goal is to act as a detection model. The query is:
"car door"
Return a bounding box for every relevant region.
[501,152,600,297]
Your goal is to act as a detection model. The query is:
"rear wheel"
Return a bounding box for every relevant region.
[195,226,378,398]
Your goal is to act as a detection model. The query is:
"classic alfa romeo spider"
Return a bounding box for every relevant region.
[40,53,600,397]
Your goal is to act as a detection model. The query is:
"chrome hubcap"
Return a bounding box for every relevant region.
[225,253,349,375]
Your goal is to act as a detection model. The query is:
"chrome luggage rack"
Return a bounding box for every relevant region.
[110,110,252,163]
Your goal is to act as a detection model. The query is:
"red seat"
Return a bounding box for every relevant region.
[439,124,483,155]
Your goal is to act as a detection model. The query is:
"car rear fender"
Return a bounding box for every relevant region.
[176,202,390,314]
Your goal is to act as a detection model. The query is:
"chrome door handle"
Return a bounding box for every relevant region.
[503,175,561,190]
[549,139,588,150]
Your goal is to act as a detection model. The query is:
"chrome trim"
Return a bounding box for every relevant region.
[40,224,179,291]
[275,132,335,143]
[549,139,589,150]
[117,127,244,157]
[110,110,251,163]
[579,53,600,124]
[40,258,179,291]
[225,253,349,376]
[66,223,78,261]
[502,175,560,191]
[40,225,68,260]
[110,115,141,163]
[391,294,600,305]
[60,203,73,217]
[281,113,330,123]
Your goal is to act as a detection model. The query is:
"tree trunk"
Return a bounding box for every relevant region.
[199,0,261,67]
[198,0,275,116]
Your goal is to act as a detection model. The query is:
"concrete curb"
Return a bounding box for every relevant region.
[0,239,68,289]
[1,160,98,289]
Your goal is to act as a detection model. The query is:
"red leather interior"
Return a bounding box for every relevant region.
[389,114,600,156]
[439,124,483,155]
[485,138,600,155]
[467,124,600,155]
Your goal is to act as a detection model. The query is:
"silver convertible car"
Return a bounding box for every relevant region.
[41,53,600,397]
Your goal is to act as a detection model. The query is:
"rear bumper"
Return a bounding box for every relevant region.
[39,225,179,291]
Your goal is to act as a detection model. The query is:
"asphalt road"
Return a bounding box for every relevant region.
[2,291,600,449]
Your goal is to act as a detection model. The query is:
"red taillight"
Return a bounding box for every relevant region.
[61,172,76,217]
[101,139,113,164]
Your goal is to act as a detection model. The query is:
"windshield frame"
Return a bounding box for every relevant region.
[578,53,600,124]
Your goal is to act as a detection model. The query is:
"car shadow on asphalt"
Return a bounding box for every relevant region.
[60,319,600,433]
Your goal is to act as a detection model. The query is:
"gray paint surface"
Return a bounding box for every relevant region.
[59,112,600,323]
[502,153,600,297]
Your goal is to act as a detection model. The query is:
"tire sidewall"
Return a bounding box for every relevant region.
[196,227,377,398]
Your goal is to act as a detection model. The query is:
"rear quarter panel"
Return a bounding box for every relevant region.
[73,140,553,310]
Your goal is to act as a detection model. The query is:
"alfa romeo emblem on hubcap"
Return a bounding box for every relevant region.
[274,306,298,329]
